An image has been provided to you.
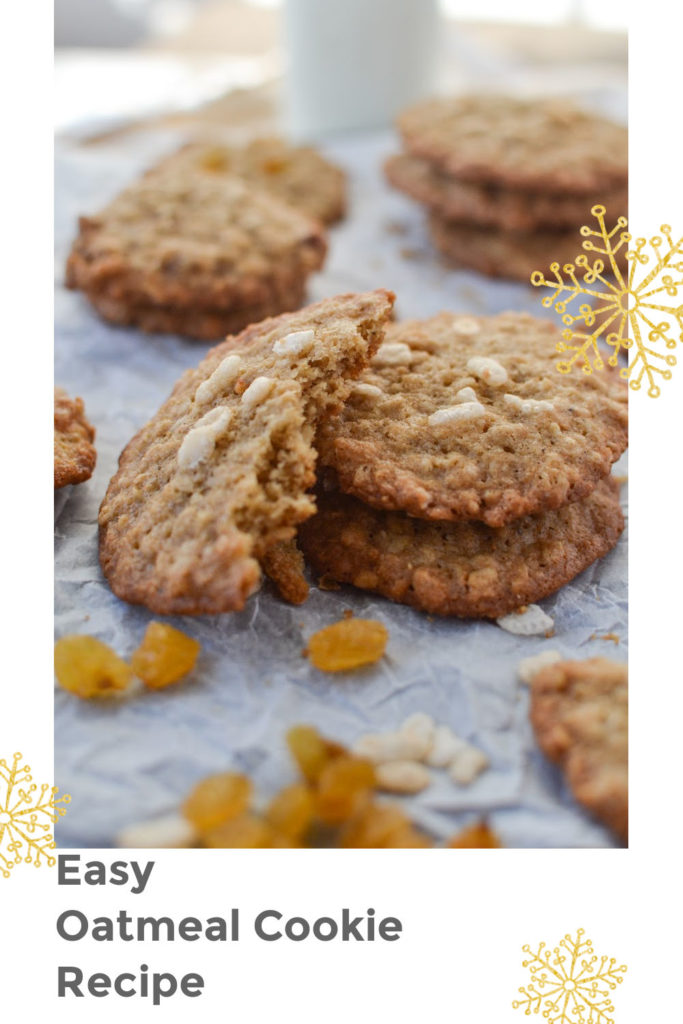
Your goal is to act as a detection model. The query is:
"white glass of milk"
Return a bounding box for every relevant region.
[283,0,439,138]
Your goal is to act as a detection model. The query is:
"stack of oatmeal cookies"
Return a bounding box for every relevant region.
[300,308,628,619]
[95,288,628,622]
[385,94,628,281]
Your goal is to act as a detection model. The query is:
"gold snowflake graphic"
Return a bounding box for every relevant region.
[0,752,70,878]
[531,205,683,397]
[513,929,627,1024]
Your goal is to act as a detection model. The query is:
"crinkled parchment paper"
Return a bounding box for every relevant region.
[55,130,627,849]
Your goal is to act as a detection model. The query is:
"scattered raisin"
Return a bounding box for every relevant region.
[261,156,288,174]
[144,724,499,850]
[131,621,200,690]
[306,618,388,672]
[200,147,230,172]
[54,635,133,699]
[315,756,376,825]
[182,773,251,833]
[204,814,274,848]
[266,784,315,841]
[341,803,413,848]
[446,822,501,848]
[286,725,343,783]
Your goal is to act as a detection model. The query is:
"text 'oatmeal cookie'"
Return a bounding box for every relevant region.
[66,168,328,341]
[317,312,628,527]
[98,290,394,616]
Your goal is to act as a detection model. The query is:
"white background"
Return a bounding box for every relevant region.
[2,0,682,1018]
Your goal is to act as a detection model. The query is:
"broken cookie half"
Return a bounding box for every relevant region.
[99,290,394,615]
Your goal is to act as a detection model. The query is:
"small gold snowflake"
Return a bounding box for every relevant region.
[0,752,70,878]
[531,205,683,397]
[513,929,627,1024]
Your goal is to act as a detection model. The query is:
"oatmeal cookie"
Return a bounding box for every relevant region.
[298,476,623,619]
[153,137,346,225]
[530,657,627,842]
[317,312,628,527]
[98,290,394,615]
[427,213,585,281]
[66,170,327,340]
[385,153,627,233]
[54,387,96,489]
[398,95,627,195]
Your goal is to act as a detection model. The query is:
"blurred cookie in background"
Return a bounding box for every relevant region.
[66,168,328,340]
[152,137,347,226]
[386,94,627,281]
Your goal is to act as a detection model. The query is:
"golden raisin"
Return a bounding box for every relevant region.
[54,635,133,699]
[203,814,274,848]
[266,784,315,841]
[131,622,200,690]
[446,822,501,848]
[200,147,230,172]
[269,831,300,848]
[306,618,388,672]
[315,756,376,825]
[261,156,288,175]
[341,803,415,848]
[182,773,251,833]
[382,826,432,848]
[286,725,345,783]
